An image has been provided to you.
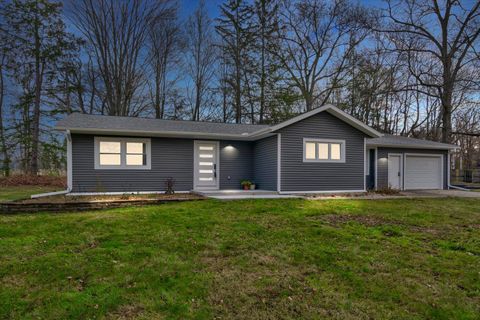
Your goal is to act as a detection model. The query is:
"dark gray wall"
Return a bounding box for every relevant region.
[253,135,278,191]
[71,134,194,192]
[376,147,448,190]
[277,112,368,192]
[219,140,254,189]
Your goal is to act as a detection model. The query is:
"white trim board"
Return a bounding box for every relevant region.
[66,130,73,192]
[280,189,366,195]
[254,104,382,138]
[67,191,191,196]
[277,133,281,192]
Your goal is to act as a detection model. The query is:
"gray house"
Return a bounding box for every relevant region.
[55,105,458,194]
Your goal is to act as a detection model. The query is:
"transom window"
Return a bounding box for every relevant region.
[303,138,346,162]
[95,137,151,169]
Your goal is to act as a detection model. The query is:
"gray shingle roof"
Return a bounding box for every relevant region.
[367,134,457,150]
[55,113,458,150]
[55,113,269,136]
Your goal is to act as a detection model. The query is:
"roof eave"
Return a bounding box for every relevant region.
[55,126,272,141]
[366,143,459,150]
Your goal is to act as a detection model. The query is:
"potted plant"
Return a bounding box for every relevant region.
[240,179,252,190]
[250,182,256,190]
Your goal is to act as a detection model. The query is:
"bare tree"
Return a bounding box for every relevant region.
[274,0,369,111]
[146,3,179,119]
[377,0,480,143]
[185,0,217,121]
[71,0,170,116]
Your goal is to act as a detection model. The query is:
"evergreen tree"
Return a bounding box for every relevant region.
[1,0,80,174]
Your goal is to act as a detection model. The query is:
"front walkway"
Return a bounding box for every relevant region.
[308,189,480,200]
[194,190,300,200]
[198,189,480,200]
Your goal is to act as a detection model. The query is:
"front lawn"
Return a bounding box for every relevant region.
[1,198,479,319]
[0,185,62,202]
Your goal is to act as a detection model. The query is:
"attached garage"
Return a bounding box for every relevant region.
[404,154,443,190]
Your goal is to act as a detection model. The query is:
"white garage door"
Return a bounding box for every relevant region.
[404,155,443,190]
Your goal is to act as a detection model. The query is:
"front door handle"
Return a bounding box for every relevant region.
[213,164,217,178]
[398,172,401,177]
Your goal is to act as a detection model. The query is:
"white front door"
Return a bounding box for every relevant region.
[194,141,219,190]
[388,154,403,189]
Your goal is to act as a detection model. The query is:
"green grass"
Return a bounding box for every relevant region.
[0,186,61,202]
[1,198,479,319]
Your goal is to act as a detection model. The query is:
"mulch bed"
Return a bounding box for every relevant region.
[0,193,205,214]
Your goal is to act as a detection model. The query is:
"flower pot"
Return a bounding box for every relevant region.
[250,184,256,190]
[243,185,250,190]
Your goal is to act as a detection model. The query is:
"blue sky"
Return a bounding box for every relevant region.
[179,0,385,19]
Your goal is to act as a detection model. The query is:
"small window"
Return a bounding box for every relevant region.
[303,138,346,163]
[99,141,121,166]
[126,142,146,166]
[95,137,151,169]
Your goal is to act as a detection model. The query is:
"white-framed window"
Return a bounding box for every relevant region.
[94,137,151,170]
[303,138,346,163]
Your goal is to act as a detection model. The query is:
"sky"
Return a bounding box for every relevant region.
[179,0,385,19]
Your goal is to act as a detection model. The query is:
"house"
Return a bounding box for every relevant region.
[55,105,458,195]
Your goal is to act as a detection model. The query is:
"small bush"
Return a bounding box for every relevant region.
[372,186,401,195]
[0,175,67,188]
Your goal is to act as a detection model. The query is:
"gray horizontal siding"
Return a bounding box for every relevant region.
[376,148,448,190]
[219,141,254,189]
[278,112,367,192]
[253,135,277,191]
[71,134,194,192]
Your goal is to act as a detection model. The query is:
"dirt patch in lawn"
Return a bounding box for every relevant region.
[316,214,443,235]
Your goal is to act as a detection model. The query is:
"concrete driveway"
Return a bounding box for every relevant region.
[400,189,480,198]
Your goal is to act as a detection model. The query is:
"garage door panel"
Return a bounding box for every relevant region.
[405,155,442,190]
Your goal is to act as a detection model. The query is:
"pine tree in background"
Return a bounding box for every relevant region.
[1,0,81,175]
[216,0,252,123]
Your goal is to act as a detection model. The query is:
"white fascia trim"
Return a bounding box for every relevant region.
[364,138,366,191]
[58,127,263,141]
[366,143,458,150]
[277,133,281,192]
[251,104,382,138]
[67,191,191,196]
[374,147,378,190]
[66,130,73,192]
[279,189,366,195]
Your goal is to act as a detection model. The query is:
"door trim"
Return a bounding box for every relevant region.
[404,153,444,190]
[193,140,220,190]
[388,153,403,190]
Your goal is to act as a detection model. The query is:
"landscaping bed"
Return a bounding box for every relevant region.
[0,193,204,214]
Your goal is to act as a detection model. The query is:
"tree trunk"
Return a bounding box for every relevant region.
[31,8,42,175]
[0,62,10,176]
